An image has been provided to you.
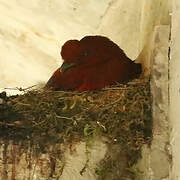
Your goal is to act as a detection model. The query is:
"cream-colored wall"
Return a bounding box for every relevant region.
[98,0,171,59]
[0,0,111,89]
[170,1,180,179]
[137,25,170,180]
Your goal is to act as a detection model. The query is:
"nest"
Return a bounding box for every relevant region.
[0,78,152,179]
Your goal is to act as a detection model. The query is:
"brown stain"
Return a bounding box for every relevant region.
[49,156,56,177]
[23,26,57,42]
[18,32,28,43]
[34,31,56,42]
[2,141,8,179]
[11,145,16,180]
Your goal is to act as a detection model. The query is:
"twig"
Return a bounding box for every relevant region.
[100,96,123,110]
[0,121,24,128]
[103,87,132,90]
[16,85,37,91]
[14,101,31,106]
[55,114,73,120]
[4,85,37,92]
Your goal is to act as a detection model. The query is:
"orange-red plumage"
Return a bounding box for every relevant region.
[45,36,142,91]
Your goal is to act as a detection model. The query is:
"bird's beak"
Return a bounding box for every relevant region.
[60,62,77,73]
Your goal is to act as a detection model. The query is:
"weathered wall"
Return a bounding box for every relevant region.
[170,0,180,179]
[98,0,171,59]
[0,0,111,89]
[0,139,107,180]
[137,25,171,180]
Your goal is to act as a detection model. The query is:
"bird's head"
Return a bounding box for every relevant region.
[61,40,83,63]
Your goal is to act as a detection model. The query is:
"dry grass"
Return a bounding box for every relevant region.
[0,78,152,179]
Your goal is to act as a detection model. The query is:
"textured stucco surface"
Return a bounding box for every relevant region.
[0,0,111,89]
[137,25,171,180]
[170,1,180,179]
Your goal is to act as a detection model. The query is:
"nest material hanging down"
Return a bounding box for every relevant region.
[0,78,152,179]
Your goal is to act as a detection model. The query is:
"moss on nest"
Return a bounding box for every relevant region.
[0,79,152,179]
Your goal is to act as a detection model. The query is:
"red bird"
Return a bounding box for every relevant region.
[45,36,142,91]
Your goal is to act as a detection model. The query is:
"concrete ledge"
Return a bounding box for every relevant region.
[137,25,171,180]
